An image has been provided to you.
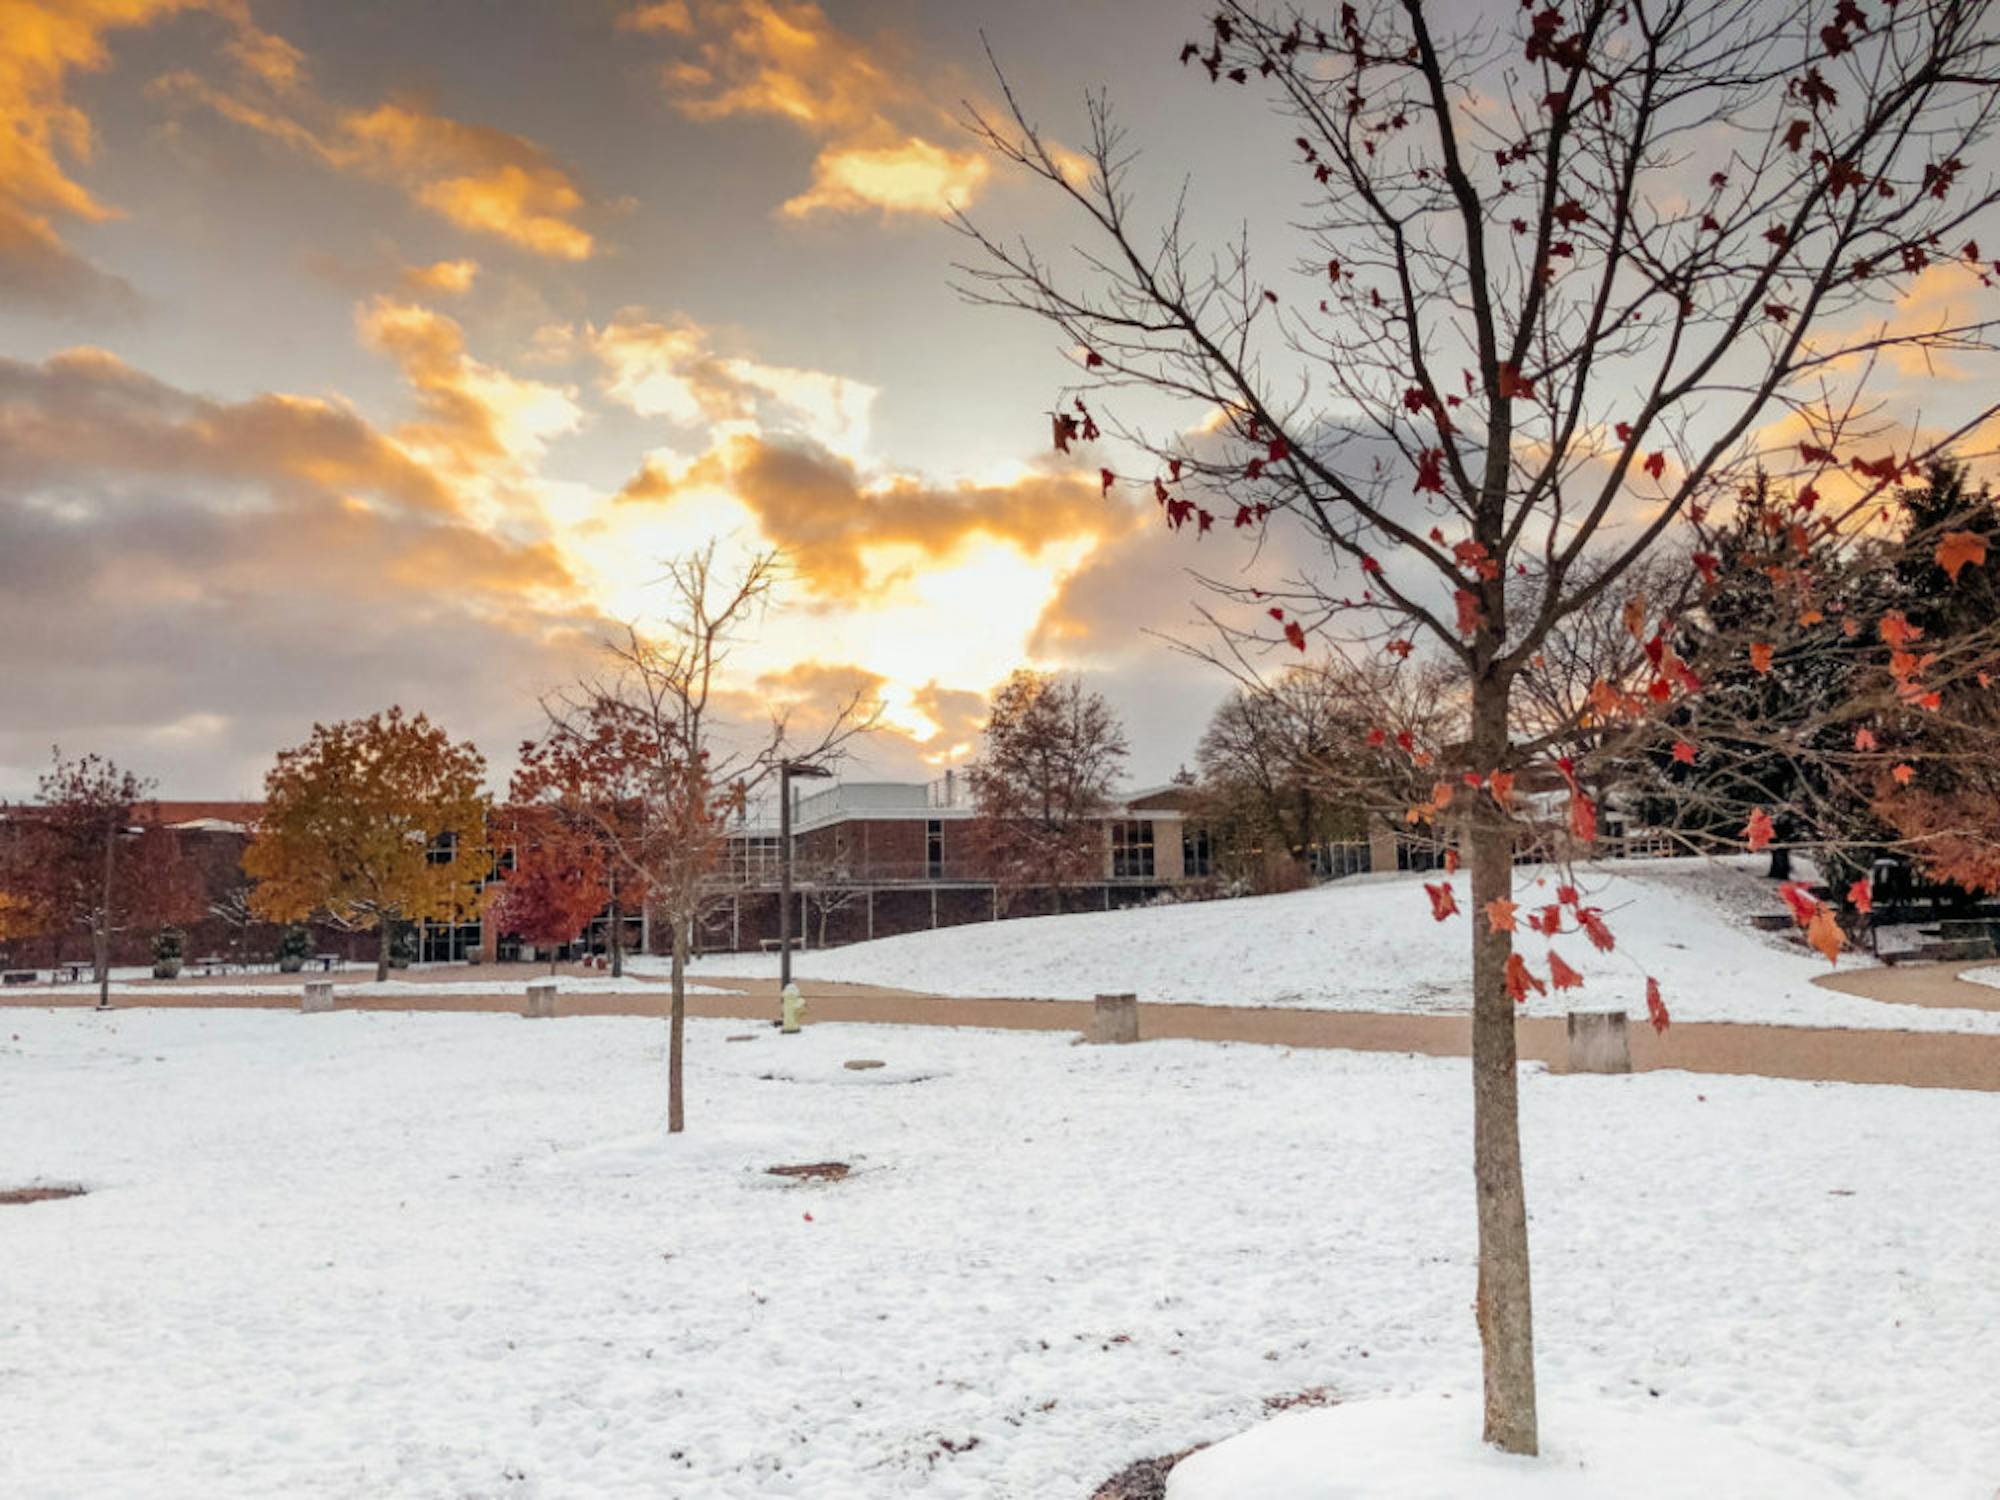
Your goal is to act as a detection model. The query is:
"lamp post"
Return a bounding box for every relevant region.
[777,759,832,1007]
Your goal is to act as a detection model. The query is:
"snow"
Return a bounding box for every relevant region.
[693,858,2000,1033]
[3,1007,1997,1497]
[1165,1394,1854,1498]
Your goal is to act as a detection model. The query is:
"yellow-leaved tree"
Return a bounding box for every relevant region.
[245,708,490,982]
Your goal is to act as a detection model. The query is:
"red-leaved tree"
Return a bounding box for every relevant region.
[958,0,2000,1454]
[490,814,611,974]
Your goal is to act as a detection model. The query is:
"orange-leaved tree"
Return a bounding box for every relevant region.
[959,0,2000,1455]
[245,708,490,982]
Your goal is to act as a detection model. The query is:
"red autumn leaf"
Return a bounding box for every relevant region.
[1245,458,1265,480]
[1504,953,1546,1003]
[1556,885,1580,906]
[1454,588,1483,637]
[1386,638,1414,658]
[1672,740,1698,765]
[1854,727,1878,751]
[1783,118,1810,152]
[1645,977,1670,1034]
[1891,762,1915,786]
[1414,448,1447,494]
[1937,530,1988,582]
[1546,950,1585,991]
[1744,808,1776,851]
[1267,436,1290,463]
[1424,882,1460,921]
[1489,770,1516,808]
[1052,413,1080,452]
[1485,898,1518,933]
[1085,348,1104,367]
[1799,442,1836,465]
[1365,726,1387,748]
[1693,552,1721,586]
[1169,458,1183,482]
[1100,468,1115,496]
[1806,907,1845,966]
[1497,363,1535,400]
[1445,848,1461,874]
[1615,421,1634,443]
[1643,451,1667,480]
[1750,642,1775,674]
[1432,780,1456,810]
[1569,793,1597,844]
[1778,881,1820,926]
[1847,877,1873,915]
[1579,908,1616,953]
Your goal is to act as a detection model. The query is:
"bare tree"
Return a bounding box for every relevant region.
[542,543,876,1133]
[958,0,2000,1453]
[967,669,1130,913]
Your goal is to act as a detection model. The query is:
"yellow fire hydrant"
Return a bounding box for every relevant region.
[780,982,807,1035]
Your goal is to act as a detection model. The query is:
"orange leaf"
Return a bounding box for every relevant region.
[1847,877,1873,916]
[1671,740,1697,766]
[1806,907,1845,966]
[1485,898,1519,933]
[1853,727,1877,751]
[1489,771,1516,808]
[1750,642,1774,674]
[1444,848,1460,874]
[1744,808,1775,851]
[1432,780,1455,809]
[1937,530,1988,582]
[1621,595,1647,639]
[1891,763,1915,786]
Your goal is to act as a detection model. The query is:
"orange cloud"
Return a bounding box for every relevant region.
[624,0,987,219]
[588,308,876,456]
[154,47,596,259]
[401,257,479,296]
[782,137,990,219]
[619,433,1128,596]
[357,297,582,478]
[0,0,218,310]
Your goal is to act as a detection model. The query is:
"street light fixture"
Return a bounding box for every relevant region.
[777,759,833,1008]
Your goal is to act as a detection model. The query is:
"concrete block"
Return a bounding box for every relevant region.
[1087,992,1140,1045]
[525,982,557,1019]
[1567,1010,1631,1074]
[301,981,335,1014]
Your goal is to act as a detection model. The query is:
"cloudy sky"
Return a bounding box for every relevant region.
[1,0,1313,797]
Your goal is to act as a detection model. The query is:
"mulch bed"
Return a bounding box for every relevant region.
[0,1185,87,1205]
[1089,1388,1338,1498]
[765,1161,851,1182]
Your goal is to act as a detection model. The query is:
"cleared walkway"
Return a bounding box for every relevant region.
[12,971,1997,1093]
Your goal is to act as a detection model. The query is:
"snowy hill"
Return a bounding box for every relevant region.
[690,859,2000,1034]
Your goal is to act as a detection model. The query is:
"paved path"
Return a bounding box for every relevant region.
[11,971,1997,1094]
[1814,957,2000,1012]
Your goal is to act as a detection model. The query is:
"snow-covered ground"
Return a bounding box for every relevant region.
[694,858,2000,1033]
[3,972,729,1000]
[3,1007,1995,1497]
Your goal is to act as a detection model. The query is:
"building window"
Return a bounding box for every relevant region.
[926,819,944,880]
[1182,827,1213,878]
[426,830,457,866]
[1112,820,1155,879]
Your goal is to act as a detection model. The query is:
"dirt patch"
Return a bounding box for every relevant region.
[1090,1447,1200,1500]
[765,1161,850,1182]
[0,1184,87,1205]
[1262,1384,1340,1413]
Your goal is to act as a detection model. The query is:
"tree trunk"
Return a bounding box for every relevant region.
[375,921,392,984]
[1468,676,1538,1455]
[608,891,624,978]
[549,951,558,975]
[667,913,688,1134]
